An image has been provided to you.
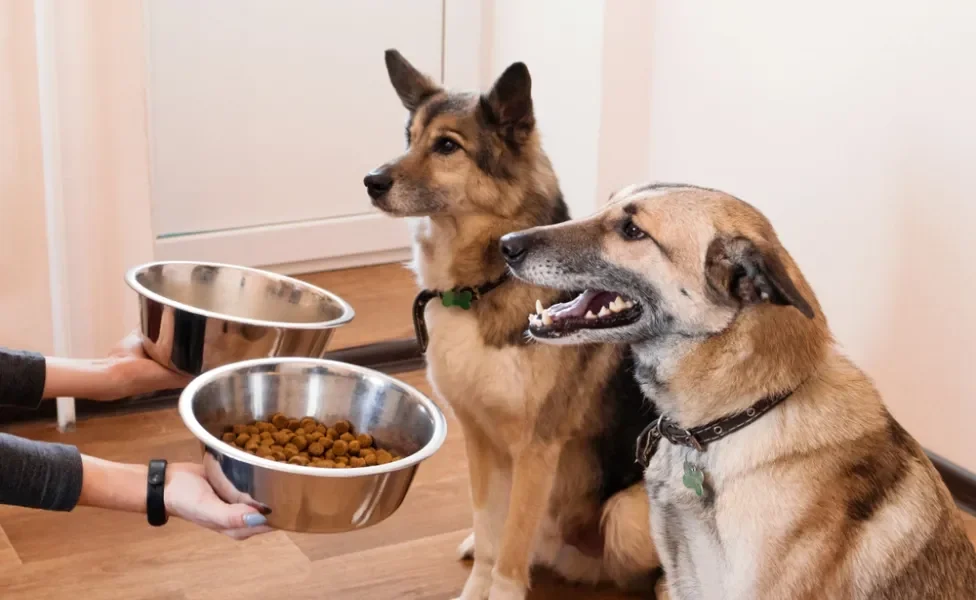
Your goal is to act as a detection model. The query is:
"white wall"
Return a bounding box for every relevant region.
[646,0,976,470]
[484,0,606,220]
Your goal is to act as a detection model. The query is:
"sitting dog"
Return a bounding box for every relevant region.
[364,52,662,599]
[501,182,976,599]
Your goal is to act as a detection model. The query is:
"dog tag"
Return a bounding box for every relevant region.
[441,289,473,310]
[683,462,705,498]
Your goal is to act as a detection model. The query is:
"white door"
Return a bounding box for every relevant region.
[147,0,443,270]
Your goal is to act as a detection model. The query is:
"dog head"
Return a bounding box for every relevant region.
[365,50,560,221]
[501,183,818,346]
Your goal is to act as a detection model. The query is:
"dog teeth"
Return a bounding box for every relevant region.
[536,300,544,315]
[623,300,634,309]
[541,312,553,326]
[598,306,611,318]
[585,310,597,320]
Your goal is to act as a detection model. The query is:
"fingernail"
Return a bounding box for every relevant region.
[243,513,267,528]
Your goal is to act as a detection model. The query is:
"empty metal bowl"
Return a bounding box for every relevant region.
[179,357,447,533]
[126,261,354,375]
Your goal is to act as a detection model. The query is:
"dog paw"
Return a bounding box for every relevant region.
[457,532,476,561]
[487,575,527,600]
[457,561,492,600]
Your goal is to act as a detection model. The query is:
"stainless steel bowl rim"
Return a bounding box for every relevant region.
[125,260,356,329]
[179,357,448,478]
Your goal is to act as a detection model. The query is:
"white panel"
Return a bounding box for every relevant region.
[147,0,442,237]
[153,212,410,270]
[646,0,976,468]
[488,0,606,220]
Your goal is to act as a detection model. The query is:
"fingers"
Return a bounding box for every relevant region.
[151,362,193,389]
[167,463,273,540]
[213,506,271,540]
[202,499,269,531]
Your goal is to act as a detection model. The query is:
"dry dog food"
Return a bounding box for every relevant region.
[220,414,403,469]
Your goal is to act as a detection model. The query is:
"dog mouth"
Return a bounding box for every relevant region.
[528,290,642,338]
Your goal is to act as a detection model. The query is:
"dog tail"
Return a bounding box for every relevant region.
[601,483,662,591]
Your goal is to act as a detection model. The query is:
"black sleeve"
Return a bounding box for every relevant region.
[0,433,83,511]
[0,348,47,409]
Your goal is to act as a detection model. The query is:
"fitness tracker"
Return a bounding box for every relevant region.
[146,459,169,527]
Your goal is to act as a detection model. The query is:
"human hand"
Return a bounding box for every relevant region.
[43,331,191,401]
[164,462,272,540]
[102,331,192,400]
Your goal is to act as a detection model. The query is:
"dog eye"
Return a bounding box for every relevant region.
[620,218,647,241]
[432,137,460,155]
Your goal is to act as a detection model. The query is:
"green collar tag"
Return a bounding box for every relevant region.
[683,462,705,498]
[441,289,474,310]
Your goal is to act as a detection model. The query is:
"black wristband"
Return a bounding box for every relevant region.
[147,459,168,527]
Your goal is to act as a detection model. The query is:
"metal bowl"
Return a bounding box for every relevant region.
[179,357,447,533]
[126,261,354,375]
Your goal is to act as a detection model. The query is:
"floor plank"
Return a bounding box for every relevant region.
[296,262,417,350]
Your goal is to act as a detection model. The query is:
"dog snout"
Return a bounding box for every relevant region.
[363,169,394,200]
[500,232,533,266]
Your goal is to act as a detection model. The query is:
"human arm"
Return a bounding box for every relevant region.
[0,332,190,407]
[0,433,268,538]
[78,457,270,539]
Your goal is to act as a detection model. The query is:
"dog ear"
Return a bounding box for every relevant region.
[481,62,534,130]
[705,236,815,319]
[384,49,439,112]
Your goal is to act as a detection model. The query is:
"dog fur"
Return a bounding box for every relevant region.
[502,183,976,599]
[364,52,662,599]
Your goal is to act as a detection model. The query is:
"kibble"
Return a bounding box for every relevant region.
[219,415,401,470]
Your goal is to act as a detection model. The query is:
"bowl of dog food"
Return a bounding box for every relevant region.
[126,261,354,375]
[179,357,448,533]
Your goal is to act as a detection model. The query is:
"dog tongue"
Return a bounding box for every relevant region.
[549,290,616,319]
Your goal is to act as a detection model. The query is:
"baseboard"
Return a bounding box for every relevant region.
[0,338,425,427]
[267,248,412,277]
[927,451,976,515]
[153,212,411,271]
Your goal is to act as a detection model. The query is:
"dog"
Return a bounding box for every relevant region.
[501,182,976,599]
[364,51,662,599]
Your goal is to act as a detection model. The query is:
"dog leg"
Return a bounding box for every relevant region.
[489,443,561,600]
[457,426,508,600]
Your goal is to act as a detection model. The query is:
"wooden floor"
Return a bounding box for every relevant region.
[0,369,644,600]
[0,262,973,599]
[298,262,419,350]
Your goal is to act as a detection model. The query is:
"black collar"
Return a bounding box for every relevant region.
[636,387,796,467]
[412,273,510,353]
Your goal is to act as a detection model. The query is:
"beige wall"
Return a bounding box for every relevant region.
[0,0,54,354]
[44,0,156,358]
[0,0,154,360]
[645,1,976,470]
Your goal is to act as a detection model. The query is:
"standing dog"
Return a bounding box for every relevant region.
[363,52,661,599]
[502,182,976,599]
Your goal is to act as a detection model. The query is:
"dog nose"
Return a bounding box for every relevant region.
[363,170,393,199]
[500,233,530,266]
